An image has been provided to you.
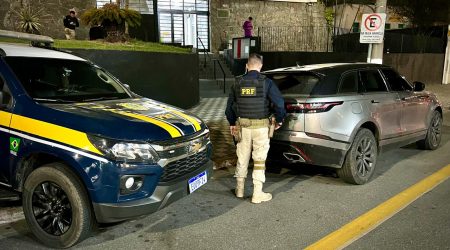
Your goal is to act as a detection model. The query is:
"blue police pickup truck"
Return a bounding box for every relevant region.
[0,35,212,248]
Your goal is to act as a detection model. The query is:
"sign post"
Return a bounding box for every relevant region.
[360,13,386,63]
[442,24,450,84]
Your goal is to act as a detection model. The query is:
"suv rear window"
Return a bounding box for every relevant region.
[268,72,334,96]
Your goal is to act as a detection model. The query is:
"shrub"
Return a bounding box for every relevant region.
[14,5,43,34]
[81,3,141,29]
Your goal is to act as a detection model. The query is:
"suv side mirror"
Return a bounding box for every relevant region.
[123,84,131,90]
[413,81,425,92]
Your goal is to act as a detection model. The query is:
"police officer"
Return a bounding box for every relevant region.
[225,53,286,204]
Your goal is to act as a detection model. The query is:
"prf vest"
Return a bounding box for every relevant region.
[235,74,270,119]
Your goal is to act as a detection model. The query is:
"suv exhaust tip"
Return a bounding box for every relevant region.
[283,152,305,163]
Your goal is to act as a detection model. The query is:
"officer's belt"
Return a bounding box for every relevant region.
[238,118,269,128]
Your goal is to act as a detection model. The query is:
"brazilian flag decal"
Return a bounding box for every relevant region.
[10,137,21,153]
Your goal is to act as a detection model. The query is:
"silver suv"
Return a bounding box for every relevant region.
[265,63,443,184]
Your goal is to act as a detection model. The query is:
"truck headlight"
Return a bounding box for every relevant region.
[89,135,159,164]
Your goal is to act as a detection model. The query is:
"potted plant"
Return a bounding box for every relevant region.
[81,3,141,41]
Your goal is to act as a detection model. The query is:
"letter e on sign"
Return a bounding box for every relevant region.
[360,13,386,44]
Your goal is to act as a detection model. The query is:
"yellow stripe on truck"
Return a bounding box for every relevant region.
[110,110,183,138]
[0,111,12,127]
[147,101,201,132]
[10,114,102,155]
[170,110,201,131]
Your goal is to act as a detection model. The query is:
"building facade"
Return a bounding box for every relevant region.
[0,0,95,40]
[1,0,326,52]
[211,0,326,52]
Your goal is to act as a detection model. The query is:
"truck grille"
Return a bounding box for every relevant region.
[159,150,208,182]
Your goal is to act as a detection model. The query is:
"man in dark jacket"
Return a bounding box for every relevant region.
[225,53,286,204]
[63,10,79,40]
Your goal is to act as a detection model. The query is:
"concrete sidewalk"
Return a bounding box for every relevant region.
[188,97,237,169]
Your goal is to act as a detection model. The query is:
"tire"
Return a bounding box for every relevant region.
[417,110,442,150]
[23,163,94,248]
[337,128,378,185]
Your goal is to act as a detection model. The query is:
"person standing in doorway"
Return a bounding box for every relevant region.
[63,10,79,40]
[225,53,286,204]
[243,17,253,37]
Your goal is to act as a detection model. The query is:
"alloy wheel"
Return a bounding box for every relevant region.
[355,137,376,177]
[32,181,72,236]
[429,114,442,147]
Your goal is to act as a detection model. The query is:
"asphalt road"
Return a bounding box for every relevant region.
[0,111,449,249]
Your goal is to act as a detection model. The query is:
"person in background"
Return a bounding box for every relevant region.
[63,10,79,40]
[243,17,253,38]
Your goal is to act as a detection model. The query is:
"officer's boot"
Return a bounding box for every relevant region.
[251,180,272,204]
[235,177,245,198]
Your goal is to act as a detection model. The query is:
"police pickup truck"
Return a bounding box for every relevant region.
[0,32,212,248]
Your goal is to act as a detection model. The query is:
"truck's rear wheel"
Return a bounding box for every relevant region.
[338,128,378,185]
[23,163,93,248]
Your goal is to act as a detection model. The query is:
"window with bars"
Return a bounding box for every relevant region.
[157,0,209,50]
[96,0,210,50]
[96,0,154,14]
[157,0,208,12]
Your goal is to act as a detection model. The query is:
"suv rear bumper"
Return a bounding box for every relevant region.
[93,160,213,223]
[269,131,351,168]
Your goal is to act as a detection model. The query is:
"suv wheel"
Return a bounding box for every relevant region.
[417,110,442,150]
[23,163,94,248]
[338,128,378,185]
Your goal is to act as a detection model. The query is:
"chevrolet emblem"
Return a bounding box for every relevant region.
[189,140,202,153]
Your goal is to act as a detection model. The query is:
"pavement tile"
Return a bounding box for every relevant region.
[188,97,237,165]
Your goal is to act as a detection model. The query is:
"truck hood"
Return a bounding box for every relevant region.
[45,98,205,142]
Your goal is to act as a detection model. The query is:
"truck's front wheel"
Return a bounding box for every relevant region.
[23,163,94,248]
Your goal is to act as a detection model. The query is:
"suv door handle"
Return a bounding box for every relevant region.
[371,100,380,104]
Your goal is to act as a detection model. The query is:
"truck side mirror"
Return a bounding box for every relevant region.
[413,81,425,92]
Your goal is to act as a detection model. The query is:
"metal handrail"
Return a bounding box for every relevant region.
[197,36,210,68]
[197,37,227,94]
[212,59,226,93]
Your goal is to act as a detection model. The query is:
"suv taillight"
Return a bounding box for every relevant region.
[286,101,343,113]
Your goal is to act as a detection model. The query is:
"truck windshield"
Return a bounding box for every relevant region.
[5,57,131,103]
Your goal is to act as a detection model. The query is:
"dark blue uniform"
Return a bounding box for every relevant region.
[225,70,286,126]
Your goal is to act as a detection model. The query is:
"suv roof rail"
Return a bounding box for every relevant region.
[0,30,54,47]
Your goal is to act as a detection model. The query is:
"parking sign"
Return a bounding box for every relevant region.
[360,13,386,44]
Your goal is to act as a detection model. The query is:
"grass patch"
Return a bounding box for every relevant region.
[54,39,191,53]
[0,37,191,53]
[0,37,29,44]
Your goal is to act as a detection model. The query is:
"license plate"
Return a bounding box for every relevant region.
[188,171,207,193]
